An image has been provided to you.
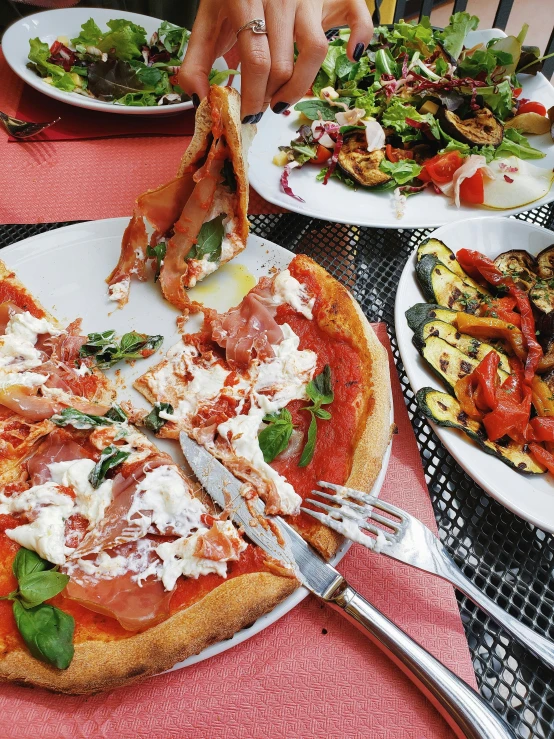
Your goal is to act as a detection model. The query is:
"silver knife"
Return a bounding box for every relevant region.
[180,433,516,739]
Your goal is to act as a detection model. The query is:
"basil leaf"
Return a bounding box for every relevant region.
[105,404,127,422]
[13,601,75,670]
[146,242,167,281]
[294,99,338,122]
[306,365,334,406]
[80,331,163,369]
[379,158,423,186]
[298,412,317,467]
[314,408,332,420]
[18,571,70,609]
[12,548,50,581]
[143,402,174,432]
[52,407,116,429]
[88,445,130,489]
[258,409,294,463]
[80,330,117,358]
[188,215,225,262]
[220,160,237,193]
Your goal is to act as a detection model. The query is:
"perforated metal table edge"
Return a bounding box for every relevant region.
[1,207,554,739]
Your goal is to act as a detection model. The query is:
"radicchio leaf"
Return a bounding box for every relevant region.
[323,132,344,185]
[88,59,147,101]
[280,163,305,202]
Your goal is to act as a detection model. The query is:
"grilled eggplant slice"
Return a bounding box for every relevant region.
[416,238,488,292]
[405,303,457,332]
[416,388,545,474]
[337,133,391,187]
[438,107,503,147]
[536,245,554,280]
[416,319,512,374]
[415,255,487,312]
[493,249,538,290]
[529,280,554,315]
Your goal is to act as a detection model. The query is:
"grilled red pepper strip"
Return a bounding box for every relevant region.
[528,443,554,475]
[528,417,554,442]
[454,350,500,420]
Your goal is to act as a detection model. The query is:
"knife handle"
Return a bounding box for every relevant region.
[327,583,516,739]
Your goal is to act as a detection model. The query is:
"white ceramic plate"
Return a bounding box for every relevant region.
[395,216,554,532]
[0,217,392,669]
[249,29,554,228]
[2,8,229,115]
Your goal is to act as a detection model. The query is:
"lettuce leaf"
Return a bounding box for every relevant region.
[495,129,546,160]
[115,92,158,106]
[390,18,436,56]
[97,26,144,61]
[439,12,479,60]
[379,158,422,185]
[478,80,513,121]
[208,68,240,86]
[70,18,103,47]
[28,38,76,91]
[88,59,151,101]
[381,99,441,140]
[157,20,190,58]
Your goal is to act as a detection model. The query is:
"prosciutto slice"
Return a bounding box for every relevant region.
[64,540,174,631]
[106,213,148,303]
[136,171,196,233]
[27,428,91,485]
[210,291,283,368]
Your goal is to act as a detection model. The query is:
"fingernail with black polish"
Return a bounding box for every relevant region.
[191,93,200,109]
[353,43,365,62]
[272,102,289,114]
[242,114,256,123]
[252,112,264,124]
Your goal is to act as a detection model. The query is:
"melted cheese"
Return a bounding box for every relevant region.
[0,310,61,385]
[48,458,113,527]
[272,270,315,319]
[108,278,130,303]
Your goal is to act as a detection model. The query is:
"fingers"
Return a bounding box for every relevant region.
[178,0,223,103]
[345,0,373,62]
[264,2,295,109]
[229,2,271,121]
[270,1,328,111]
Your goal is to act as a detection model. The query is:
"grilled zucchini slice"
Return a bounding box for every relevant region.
[405,303,457,332]
[415,335,509,392]
[416,239,490,293]
[415,255,486,312]
[416,388,545,474]
[416,319,512,374]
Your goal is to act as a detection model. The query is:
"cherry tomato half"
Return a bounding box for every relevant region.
[513,87,523,98]
[385,144,414,163]
[518,101,547,116]
[459,169,484,205]
[311,144,333,165]
[421,151,464,184]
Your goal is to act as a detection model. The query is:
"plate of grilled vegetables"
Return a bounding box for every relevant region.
[395,216,554,531]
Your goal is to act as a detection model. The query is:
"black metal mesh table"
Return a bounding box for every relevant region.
[2,209,554,738]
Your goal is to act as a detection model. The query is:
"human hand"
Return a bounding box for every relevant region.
[178,0,373,122]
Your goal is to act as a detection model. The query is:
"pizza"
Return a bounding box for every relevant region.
[135,254,392,559]
[107,86,255,310]
[0,261,296,693]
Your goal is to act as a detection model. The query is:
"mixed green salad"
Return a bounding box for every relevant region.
[27,17,237,107]
[274,13,554,215]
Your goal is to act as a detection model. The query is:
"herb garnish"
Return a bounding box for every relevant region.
[299,365,334,467]
[80,330,163,369]
[258,409,295,463]
[143,402,174,432]
[0,549,74,669]
[147,242,167,281]
[188,215,225,262]
[88,445,130,488]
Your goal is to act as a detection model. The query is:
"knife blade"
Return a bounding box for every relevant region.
[180,432,516,739]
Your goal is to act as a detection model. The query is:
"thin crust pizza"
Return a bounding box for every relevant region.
[107,86,255,310]
[135,255,392,559]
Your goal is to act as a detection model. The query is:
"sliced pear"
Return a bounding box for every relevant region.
[483,156,554,209]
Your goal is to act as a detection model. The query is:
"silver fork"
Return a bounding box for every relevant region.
[302,482,554,673]
[0,111,61,139]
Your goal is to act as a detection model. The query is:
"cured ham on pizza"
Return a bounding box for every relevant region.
[107,86,255,311]
[135,255,392,559]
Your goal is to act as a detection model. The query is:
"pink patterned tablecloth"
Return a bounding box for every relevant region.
[0,325,477,738]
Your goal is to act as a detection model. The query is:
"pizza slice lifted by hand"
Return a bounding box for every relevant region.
[135,255,393,559]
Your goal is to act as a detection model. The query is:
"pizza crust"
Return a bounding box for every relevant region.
[0,571,296,694]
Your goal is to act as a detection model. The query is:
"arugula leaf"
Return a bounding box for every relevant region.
[88,445,130,489]
[439,12,479,61]
[299,365,334,467]
[147,242,167,281]
[143,402,174,433]
[52,407,116,429]
[13,601,74,670]
[379,158,423,185]
[28,38,76,92]
[157,20,190,58]
[220,160,237,192]
[18,571,70,610]
[80,330,163,369]
[208,68,240,86]
[188,215,225,262]
[294,99,339,121]
[258,409,294,463]
[496,128,545,160]
[12,548,50,581]
[70,18,103,47]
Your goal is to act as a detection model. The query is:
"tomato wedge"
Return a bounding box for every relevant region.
[518,101,547,116]
[419,151,464,184]
[385,144,414,162]
[459,169,484,204]
[311,144,333,165]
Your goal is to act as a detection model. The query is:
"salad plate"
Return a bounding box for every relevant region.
[249,22,554,228]
[0,217,392,669]
[2,8,230,115]
[395,216,554,532]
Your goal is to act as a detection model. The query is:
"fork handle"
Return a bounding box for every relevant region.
[438,556,554,673]
[327,583,516,739]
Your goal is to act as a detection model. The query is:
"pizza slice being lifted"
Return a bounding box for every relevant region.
[135,255,393,559]
[107,86,254,311]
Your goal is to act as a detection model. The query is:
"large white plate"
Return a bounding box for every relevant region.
[395,216,554,532]
[249,29,554,228]
[2,8,228,115]
[0,217,392,670]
